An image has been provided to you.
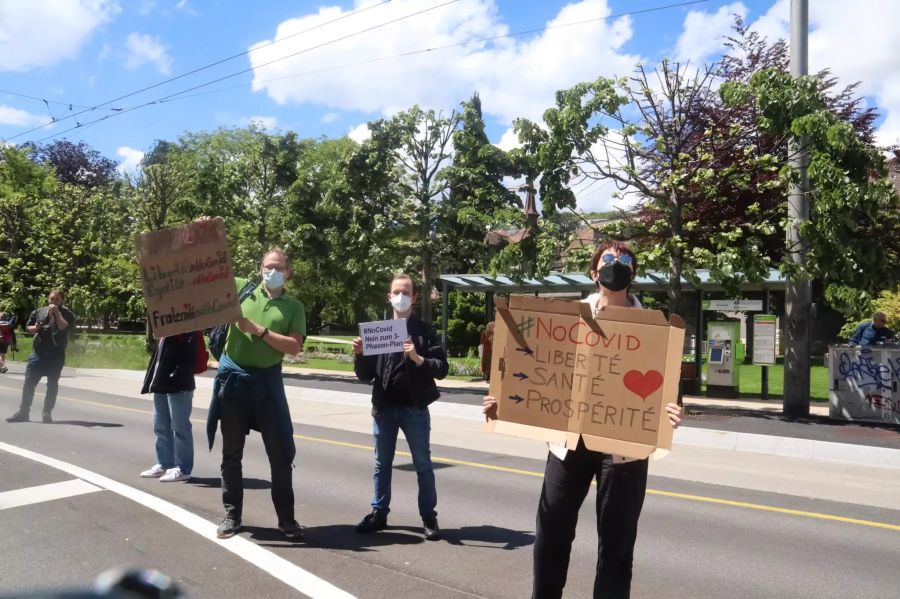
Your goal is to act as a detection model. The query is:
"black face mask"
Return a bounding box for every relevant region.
[598,262,632,292]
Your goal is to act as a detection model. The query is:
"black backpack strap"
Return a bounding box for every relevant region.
[238,280,258,303]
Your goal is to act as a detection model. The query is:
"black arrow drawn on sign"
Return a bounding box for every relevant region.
[515,347,533,356]
[513,372,528,381]
[509,394,525,404]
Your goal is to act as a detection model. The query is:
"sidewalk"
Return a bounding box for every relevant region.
[4,362,900,507]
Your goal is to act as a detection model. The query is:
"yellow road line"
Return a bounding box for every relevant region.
[644,489,900,531]
[59,395,900,532]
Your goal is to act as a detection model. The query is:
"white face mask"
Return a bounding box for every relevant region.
[263,268,285,289]
[390,293,412,313]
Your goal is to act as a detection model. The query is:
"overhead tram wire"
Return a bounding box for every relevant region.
[159,0,712,105]
[0,89,114,112]
[28,0,708,144]
[2,0,395,143]
[31,0,461,144]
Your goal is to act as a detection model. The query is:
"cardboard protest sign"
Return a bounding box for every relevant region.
[486,296,685,459]
[359,319,408,356]
[135,218,241,339]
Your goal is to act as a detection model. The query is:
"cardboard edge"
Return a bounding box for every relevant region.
[580,434,655,460]
[595,305,669,326]
[654,326,686,452]
[489,420,570,445]
[650,447,671,461]
[509,295,583,315]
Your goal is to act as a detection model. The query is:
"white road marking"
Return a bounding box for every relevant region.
[0,441,355,599]
[0,479,101,510]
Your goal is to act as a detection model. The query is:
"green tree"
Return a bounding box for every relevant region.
[0,146,59,314]
[179,126,304,274]
[516,62,776,314]
[282,137,406,331]
[366,106,460,321]
[722,67,900,303]
[442,93,519,273]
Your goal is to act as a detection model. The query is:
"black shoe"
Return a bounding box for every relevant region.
[6,411,28,423]
[278,520,304,540]
[356,509,387,533]
[423,517,441,541]
[42,413,52,424]
[216,516,241,539]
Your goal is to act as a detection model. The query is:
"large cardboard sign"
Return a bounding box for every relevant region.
[359,318,408,356]
[135,218,241,339]
[486,296,685,459]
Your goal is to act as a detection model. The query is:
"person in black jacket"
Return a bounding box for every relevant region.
[6,290,76,424]
[352,274,449,540]
[139,332,199,483]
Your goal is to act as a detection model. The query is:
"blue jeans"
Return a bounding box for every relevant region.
[153,391,194,474]
[371,405,437,519]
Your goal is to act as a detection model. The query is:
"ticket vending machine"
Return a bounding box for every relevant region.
[707,321,741,397]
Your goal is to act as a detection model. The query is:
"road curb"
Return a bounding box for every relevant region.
[675,427,900,470]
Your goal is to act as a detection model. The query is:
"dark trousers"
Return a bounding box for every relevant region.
[18,352,65,416]
[220,391,294,524]
[533,441,649,599]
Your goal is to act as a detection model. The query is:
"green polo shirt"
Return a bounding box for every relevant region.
[224,277,306,368]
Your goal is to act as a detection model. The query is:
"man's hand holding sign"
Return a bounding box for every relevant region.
[135,217,241,338]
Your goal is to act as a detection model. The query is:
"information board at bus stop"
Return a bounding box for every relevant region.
[752,315,777,365]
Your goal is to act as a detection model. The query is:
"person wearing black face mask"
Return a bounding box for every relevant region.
[483,241,683,599]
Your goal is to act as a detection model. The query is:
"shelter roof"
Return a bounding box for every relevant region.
[439,269,786,294]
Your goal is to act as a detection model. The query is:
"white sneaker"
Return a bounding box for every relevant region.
[140,464,166,478]
[160,467,190,482]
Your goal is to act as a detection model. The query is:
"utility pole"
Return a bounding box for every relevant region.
[783,0,811,418]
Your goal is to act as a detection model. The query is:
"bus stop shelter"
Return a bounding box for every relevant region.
[438,270,788,392]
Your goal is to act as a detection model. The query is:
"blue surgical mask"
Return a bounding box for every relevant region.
[263,268,285,289]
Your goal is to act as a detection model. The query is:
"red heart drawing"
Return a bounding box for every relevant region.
[623,370,663,400]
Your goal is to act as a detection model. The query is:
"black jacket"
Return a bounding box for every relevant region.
[141,333,198,395]
[28,306,76,357]
[354,315,449,412]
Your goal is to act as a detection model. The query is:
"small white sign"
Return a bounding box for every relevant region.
[704,299,763,312]
[752,315,777,365]
[359,318,408,356]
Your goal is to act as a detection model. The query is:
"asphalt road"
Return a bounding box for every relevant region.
[1,377,898,599]
[264,371,900,449]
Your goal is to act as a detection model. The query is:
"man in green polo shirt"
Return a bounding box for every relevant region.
[207,247,306,540]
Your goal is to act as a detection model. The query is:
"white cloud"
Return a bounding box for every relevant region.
[496,127,521,151]
[249,0,640,125]
[347,122,371,143]
[124,32,172,75]
[138,0,156,16]
[0,1,120,72]
[116,146,144,174]
[0,105,51,128]
[747,0,900,148]
[321,111,341,123]
[238,115,278,130]
[674,2,747,64]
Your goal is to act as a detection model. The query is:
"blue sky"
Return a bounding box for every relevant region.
[1,0,897,211]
